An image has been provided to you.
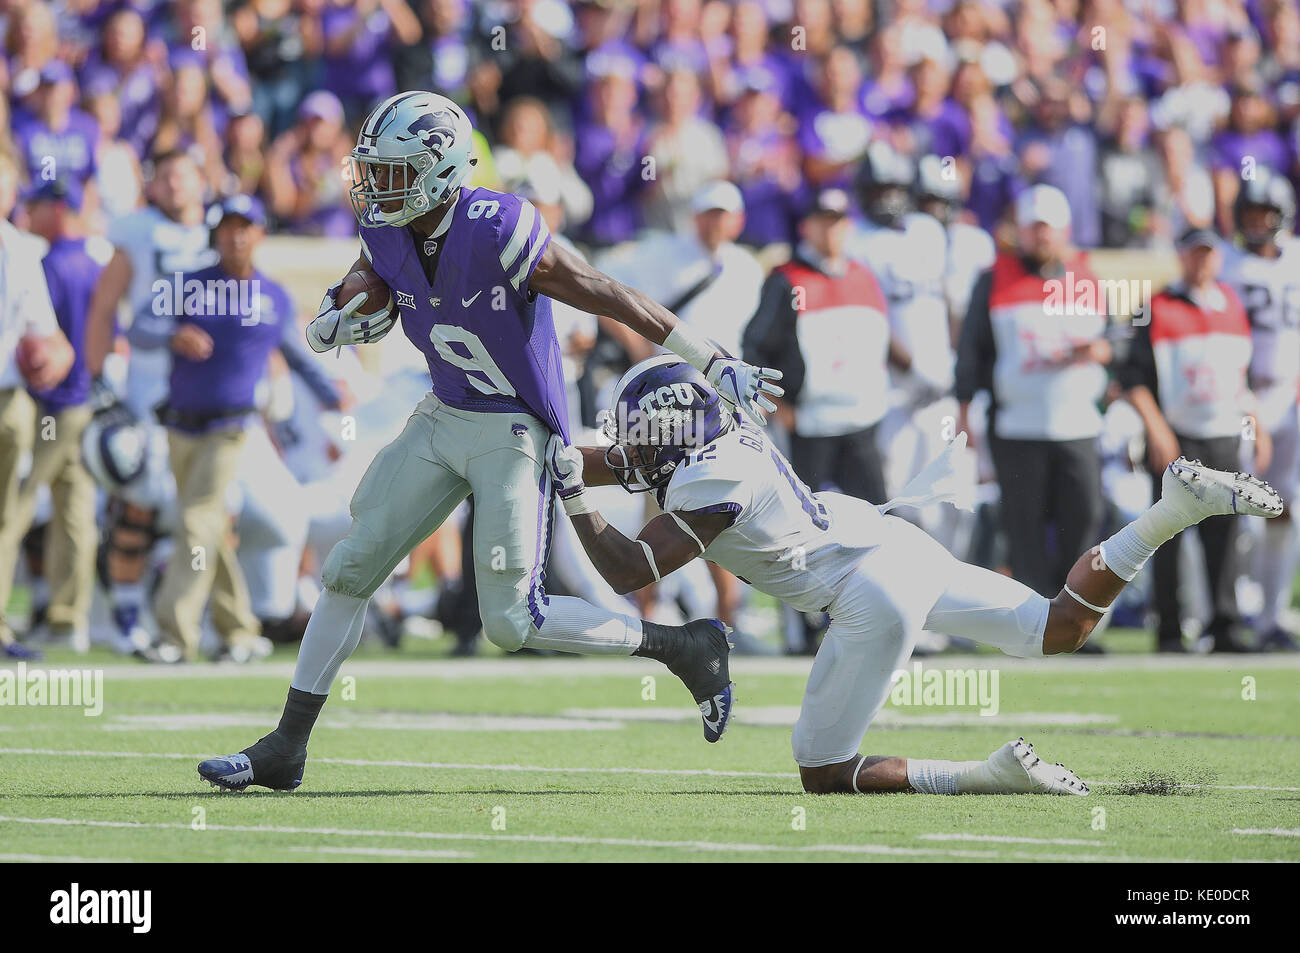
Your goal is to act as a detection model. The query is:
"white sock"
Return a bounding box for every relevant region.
[907,758,985,795]
[1100,490,1207,582]
[1256,518,1298,632]
[291,590,369,694]
[527,595,643,655]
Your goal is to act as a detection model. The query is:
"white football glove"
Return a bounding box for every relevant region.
[305,282,396,353]
[544,433,590,515]
[705,357,784,426]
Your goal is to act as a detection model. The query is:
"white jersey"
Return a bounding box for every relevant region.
[847,213,953,396]
[108,206,217,338]
[107,206,217,415]
[1221,238,1300,430]
[944,221,996,322]
[659,419,888,613]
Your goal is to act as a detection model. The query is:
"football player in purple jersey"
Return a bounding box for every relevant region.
[199,92,783,791]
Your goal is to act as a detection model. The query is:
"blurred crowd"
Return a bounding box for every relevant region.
[0,0,1297,244]
[0,0,1298,662]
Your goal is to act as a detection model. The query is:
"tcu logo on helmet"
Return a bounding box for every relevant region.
[637,383,697,415]
[407,110,459,153]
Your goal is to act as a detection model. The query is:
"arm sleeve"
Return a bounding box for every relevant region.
[742,269,805,401]
[1116,311,1158,395]
[954,268,995,403]
[279,306,343,409]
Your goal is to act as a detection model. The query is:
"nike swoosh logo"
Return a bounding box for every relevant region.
[461,291,482,307]
[317,314,340,346]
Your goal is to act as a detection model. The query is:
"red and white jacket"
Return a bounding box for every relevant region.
[1118,282,1252,439]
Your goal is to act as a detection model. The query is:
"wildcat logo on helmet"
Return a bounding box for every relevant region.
[406,111,459,154]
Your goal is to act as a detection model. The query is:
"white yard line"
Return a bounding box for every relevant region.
[4,747,1298,790]
[0,746,801,778]
[14,653,1297,680]
[0,814,1228,862]
[918,833,1106,846]
[0,851,135,863]
[1231,828,1300,837]
[287,846,474,859]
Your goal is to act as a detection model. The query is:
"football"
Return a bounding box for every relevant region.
[337,265,392,316]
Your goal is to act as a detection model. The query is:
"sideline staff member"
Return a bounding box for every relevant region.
[153,195,292,660]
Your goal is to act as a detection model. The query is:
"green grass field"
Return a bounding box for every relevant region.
[2,634,1298,863]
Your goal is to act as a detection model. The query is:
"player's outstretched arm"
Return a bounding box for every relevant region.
[529,241,784,424]
[545,435,727,592]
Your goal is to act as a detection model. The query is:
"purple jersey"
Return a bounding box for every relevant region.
[13,110,99,186]
[33,237,104,412]
[359,187,571,441]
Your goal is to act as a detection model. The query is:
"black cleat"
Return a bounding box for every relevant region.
[197,731,306,792]
[661,618,735,742]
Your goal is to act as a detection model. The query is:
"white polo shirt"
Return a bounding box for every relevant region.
[0,218,59,390]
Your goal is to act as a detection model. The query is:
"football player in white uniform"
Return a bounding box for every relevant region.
[846,144,963,546]
[1221,169,1300,650]
[545,356,1283,794]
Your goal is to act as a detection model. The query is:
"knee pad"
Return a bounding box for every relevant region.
[476,582,532,652]
[320,536,384,600]
[990,593,1050,659]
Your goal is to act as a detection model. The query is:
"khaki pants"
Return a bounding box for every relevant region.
[0,403,97,633]
[0,387,36,642]
[153,426,260,658]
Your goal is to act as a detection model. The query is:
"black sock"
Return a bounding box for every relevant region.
[631,620,680,663]
[274,687,326,748]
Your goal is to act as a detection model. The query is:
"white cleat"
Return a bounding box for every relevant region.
[1165,457,1284,519]
[981,738,1090,795]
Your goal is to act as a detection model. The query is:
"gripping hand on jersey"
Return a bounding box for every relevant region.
[544,433,590,516]
[706,357,784,427]
[305,282,396,353]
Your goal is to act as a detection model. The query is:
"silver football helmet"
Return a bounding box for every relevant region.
[349,91,476,228]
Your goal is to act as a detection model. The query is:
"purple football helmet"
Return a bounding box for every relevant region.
[601,355,734,493]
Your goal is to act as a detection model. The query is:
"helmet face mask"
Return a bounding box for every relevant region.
[350,92,476,228]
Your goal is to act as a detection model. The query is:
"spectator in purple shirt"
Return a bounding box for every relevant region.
[1017,77,1102,247]
[572,59,648,248]
[163,0,254,129]
[1209,84,1292,233]
[799,45,874,190]
[3,1,60,105]
[320,0,421,125]
[152,55,228,194]
[395,0,476,110]
[78,8,164,159]
[264,90,354,236]
[859,24,914,119]
[11,61,100,201]
[965,92,1025,233]
[884,53,971,160]
[725,66,804,248]
[714,1,791,114]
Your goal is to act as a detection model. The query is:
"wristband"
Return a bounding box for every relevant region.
[663,323,716,374]
[559,489,596,517]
